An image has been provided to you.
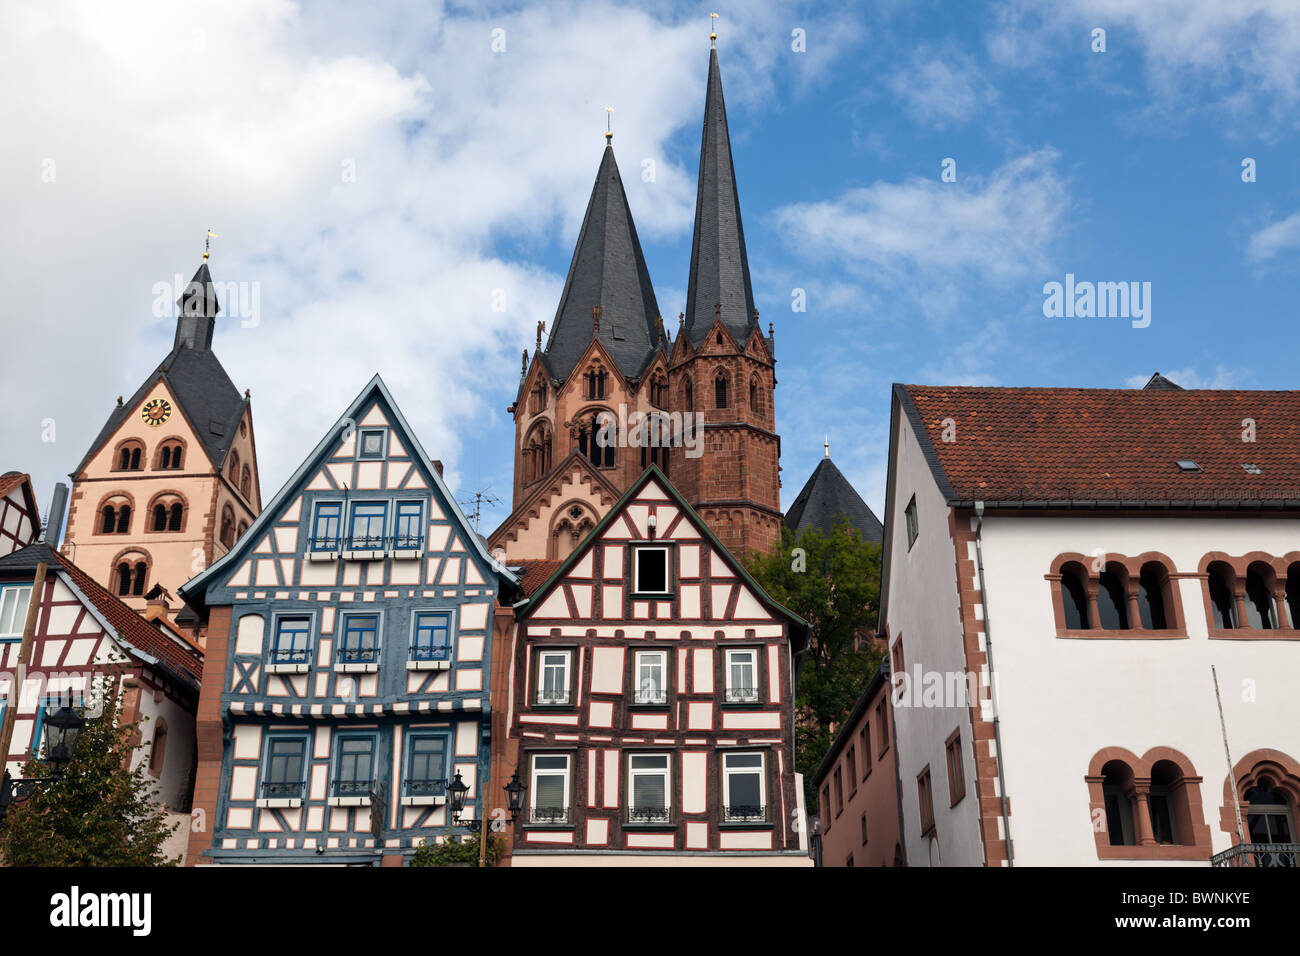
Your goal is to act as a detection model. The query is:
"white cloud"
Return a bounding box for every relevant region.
[770,148,1070,321]
[887,45,998,129]
[1247,210,1300,263]
[1122,366,1254,389]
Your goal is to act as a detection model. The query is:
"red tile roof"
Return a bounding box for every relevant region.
[0,472,31,499]
[511,559,563,597]
[902,385,1300,505]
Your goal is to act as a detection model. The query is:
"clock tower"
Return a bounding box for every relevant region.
[61,256,261,632]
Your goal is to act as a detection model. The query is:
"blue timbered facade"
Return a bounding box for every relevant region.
[181,376,517,865]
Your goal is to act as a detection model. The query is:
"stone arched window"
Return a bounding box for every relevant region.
[530,378,548,415]
[550,503,595,561]
[578,411,614,469]
[1097,562,1129,630]
[97,493,133,535]
[1287,562,1300,630]
[683,378,694,412]
[1060,562,1090,629]
[1220,750,1300,863]
[584,364,607,401]
[1087,747,1211,860]
[149,718,168,777]
[525,421,553,484]
[156,439,184,470]
[227,450,241,483]
[237,520,249,539]
[749,375,759,414]
[1244,561,1279,629]
[1199,553,1300,638]
[649,372,668,410]
[116,440,144,471]
[1207,561,1237,629]
[220,505,236,548]
[1137,561,1173,629]
[241,465,252,499]
[714,371,728,409]
[113,550,150,597]
[1050,553,1185,638]
[148,493,185,532]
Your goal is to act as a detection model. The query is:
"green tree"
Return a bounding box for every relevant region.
[745,519,884,799]
[0,673,179,866]
[410,828,505,867]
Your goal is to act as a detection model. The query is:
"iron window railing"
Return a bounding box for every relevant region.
[332,779,371,798]
[410,642,451,662]
[405,778,447,797]
[308,536,341,552]
[261,780,304,799]
[338,645,380,664]
[537,689,572,706]
[724,686,759,704]
[723,804,767,823]
[626,806,672,825]
[529,805,572,825]
[1211,843,1300,867]
[391,533,424,550]
[270,647,311,665]
[633,690,668,705]
[347,535,386,550]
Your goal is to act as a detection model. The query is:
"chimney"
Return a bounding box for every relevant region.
[41,482,69,548]
[432,460,444,478]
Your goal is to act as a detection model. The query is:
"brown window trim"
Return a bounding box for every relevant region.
[1047,551,1189,640]
[945,728,966,807]
[530,644,579,711]
[1084,746,1212,861]
[917,764,935,837]
[1198,551,1300,641]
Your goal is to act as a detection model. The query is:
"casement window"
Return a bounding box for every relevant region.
[891,638,905,697]
[528,753,572,825]
[348,501,387,549]
[310,501,342,551]
[1207,562,1237,629]
[393,501,424,550]
[536,649,573,706]
[0,585,33,642]
[1245,776,1296,849]
[261,735,308,802]
[875,699,889,757]
[632,544,671,596]
[945,730,966,806]
[904,495,918,549]
[633,649,668,705]
[846,746,857,796]
[917,765,935,836]
[833,767,844,816]
[724,648,760,704]
[1137,562,1171,629]
[1061,563,1091,629]
[1245,562,1279,629]
[411,611,452,662]
[338,613,380,666]
[332,735,376,800]
[1101,760,1137,846]
[722,751,767,823]
[821,785,832,830]
[860,811,869,846]
[358,428,386,459]
[1097,565,1129,630]
[626,753,672,824]
[404,734,449,799]
[270,615,312,665]
[861,724,872,778]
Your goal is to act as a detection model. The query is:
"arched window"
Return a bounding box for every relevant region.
[1148,760,1186,845]
[116,562,132,596]
[649,373,668,410]
[1244,562,1278,629]
[237,520,248,539]
[683,379,694,412]
[578,413,614,468]
[150,719,168,777]
[1097,564,1129,630]
[228,451,241,482]
[241,465,252,499]
[1245,776,1295,848]
[1137,562,1171,629]
[749,376,758,413]
[525,421,553,483]
[584,366,607,400]
[170,502,183,531]
[153,504,168,531]
[1207,562,1237,629]
[116,505,131,534]
[101,505,117,534]
[117,442,144,471]
[148,494,184,533]
[156,440,183,470]
[220,505,235,548]
[714,373,728,410]
[1101,760,1136,846]
[530,379,548,415]
[1287,563,1300,630]
[1061,562,1090,629]
[132,561,147,596]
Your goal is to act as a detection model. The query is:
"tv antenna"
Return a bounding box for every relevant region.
[458,487,502,533]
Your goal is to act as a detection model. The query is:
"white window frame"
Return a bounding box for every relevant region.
[722,750,767,823]
[724,647,760,703]
[536,649,572,706]
[626,752,672,824]
[529,752,571,825]
[0,585,33,641]
[633,649,668,705]
[632,544,672,596]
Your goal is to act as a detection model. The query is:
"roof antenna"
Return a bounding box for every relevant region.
[203,228,218,261]
[710,12,718,48]
[605,106,614,144]
[458,488,502,534]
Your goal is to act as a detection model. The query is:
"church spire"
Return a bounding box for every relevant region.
[542,142,661,381]
[174,257,220,352]
[684,44,757,346]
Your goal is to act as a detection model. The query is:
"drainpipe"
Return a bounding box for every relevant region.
[972,501,1014,868]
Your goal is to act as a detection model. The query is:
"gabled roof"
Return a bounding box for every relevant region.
[543,144,663,382]
[487,447,622,554]
[785,457,883,544]
[683,48,759,348]
[0,542,202,688]
[518,465,809,657]
[0,472,39,531]
[1143,372,1183,390]
[896,383,1300,508]
[180,374,517,610]
[75,261,246,475]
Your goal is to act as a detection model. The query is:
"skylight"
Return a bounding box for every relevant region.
[1242,463,1262,475]
[1176,460,1201,472]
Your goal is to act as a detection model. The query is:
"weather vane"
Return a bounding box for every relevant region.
[605,106,614,143]
[203,228,218,261]
[710,12,718,46]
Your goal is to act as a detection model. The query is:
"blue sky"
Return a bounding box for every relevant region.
[4,0,1299,536]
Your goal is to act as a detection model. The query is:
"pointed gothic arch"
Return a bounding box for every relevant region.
[549,501,598,561]
[524,419,555,484]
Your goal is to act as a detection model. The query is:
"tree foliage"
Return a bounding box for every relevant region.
[745,519,884,798]
[0,672,180,866]
[410,828,505,867]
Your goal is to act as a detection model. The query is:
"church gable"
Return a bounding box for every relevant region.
[490,450,619,562]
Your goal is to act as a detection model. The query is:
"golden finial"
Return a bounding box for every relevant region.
[710,12,718,46]
[605,106,614,143]
[824,436,830,458]
[203,228,218,261]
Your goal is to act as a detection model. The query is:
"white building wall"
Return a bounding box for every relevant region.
[978,514,1300,866]
[886,414,984,867]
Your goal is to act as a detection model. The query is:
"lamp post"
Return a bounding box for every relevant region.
[0,703,85,826]
[443,768,527,866]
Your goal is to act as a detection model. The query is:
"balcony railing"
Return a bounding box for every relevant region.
[270,647,311,665]
[1211,843,1300,867]
[410,643,451,662]
[724,686,759,704]
[633,691,668,706]
[338,646,380,664]
[626,806,672,825]
[347,534,386,551]
[261,781,304,799]
[723,804,767,824]
[537,689,572,706]
[332,779,371,798]
[391,533,424,551]
[308,536,341,552]
[405,778,447,797]
[529,806,572,826]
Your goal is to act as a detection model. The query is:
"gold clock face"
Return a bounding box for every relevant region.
[142,398,172,426]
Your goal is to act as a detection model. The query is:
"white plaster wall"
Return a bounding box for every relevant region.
[136,687,197,811]
[978,513,1300,866]
[886,414,984,867]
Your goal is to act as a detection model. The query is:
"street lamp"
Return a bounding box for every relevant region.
[446,770,477,832]
[504,771,526,823]
[0,703,86,826]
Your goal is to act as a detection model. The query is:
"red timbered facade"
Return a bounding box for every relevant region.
[507,466,811,865]
[0,472,40,557]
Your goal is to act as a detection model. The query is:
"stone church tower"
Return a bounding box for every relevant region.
[501,41,781,561]
[62,255,261,629]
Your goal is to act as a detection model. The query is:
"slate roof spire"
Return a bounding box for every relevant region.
[785,457,884,545]
[684,45,758,347]
[174,260,220,352]
[542,143,662,381]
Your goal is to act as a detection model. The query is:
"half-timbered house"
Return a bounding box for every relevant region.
[506,465,812,865]
[179,376,518,865]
